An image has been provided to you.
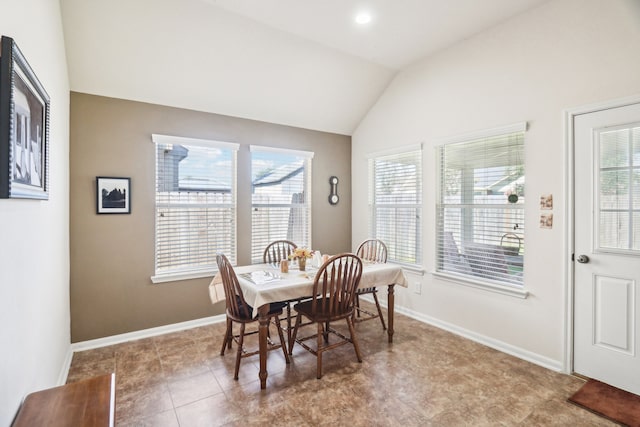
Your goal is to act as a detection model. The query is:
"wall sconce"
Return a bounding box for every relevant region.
[328,176,339,205]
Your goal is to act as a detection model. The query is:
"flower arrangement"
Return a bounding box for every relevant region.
[288,247,314,260]
[288,247,314,271]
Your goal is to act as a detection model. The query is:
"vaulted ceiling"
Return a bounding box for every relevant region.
[60,0,548,135]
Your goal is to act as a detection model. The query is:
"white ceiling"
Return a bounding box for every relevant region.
[60,0,548,135]
[208,0,548,70]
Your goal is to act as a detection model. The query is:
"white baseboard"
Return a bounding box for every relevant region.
[70,315,225,353]
[57,346,74,386]
[68,302,563,382]
[359,295,563,372]
[396,305,563,372]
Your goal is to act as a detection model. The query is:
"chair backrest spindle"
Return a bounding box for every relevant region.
[356,239,388,264]
[263,240,297,264]
[310,253,362,317]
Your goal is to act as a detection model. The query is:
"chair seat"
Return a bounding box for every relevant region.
[294,298,353,322]
[357,287,376,294]
[231,296,286,321]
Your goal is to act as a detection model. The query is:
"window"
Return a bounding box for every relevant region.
[436,123,526,288]
[596,124,640,252]
[368,145,422,266]
[250,146,313,263]
[152,135,238,282]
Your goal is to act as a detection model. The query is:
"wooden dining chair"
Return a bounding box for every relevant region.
[262,240,300,346]
[289,253,363,379]
[263,239,297,266]
[354,238,388,330]
[216,254,290,380]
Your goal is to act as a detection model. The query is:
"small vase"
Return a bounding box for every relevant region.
[298,257,306,271]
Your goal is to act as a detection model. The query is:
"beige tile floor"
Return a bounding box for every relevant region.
[67,303,614,426]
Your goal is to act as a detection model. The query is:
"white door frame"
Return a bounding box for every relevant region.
[563,93,640,374]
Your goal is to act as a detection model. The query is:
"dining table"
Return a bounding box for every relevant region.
[209,259,408,389]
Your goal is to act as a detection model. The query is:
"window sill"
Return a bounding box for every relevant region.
[432,271,529,299]
[391,262,425,276]
[151,269,216,284]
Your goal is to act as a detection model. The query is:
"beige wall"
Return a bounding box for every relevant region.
[70,92,351,342]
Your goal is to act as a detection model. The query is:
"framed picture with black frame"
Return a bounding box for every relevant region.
[0,36,50,199]
[96,177,131,214]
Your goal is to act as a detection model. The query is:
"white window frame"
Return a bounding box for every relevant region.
[594,123,640,254]
[250,145,314,263]
[367,144,423,269]
[151,134,238,283]
[434,122,529,298]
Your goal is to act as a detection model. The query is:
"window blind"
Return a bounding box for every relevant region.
[153,135,238,278]
[368,146,422,266]
[597,124,640,252]
[436,127,525,287]
[250,146,313,263]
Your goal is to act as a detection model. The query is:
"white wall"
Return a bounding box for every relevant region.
[352,0,640,368]
[0,1,70,424]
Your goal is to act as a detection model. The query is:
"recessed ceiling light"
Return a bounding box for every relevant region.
[355,12,372,25]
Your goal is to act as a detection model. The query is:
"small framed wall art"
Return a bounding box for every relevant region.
[96,177,131,214]
[0,36,50,199]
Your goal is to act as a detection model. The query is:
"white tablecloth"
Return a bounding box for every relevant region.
[209,262,408,318]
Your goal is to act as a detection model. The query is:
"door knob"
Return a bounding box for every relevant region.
[576,255,590,263]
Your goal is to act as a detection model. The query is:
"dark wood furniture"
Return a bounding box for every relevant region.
[13,373,115,427]
[210,261,404,388]
[354,239,388,330]
[289,253,363,379]
[217,254,290,380]
[263,239,297,265]
[263,239,302,346]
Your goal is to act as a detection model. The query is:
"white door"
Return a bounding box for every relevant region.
[573,102,640,395]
